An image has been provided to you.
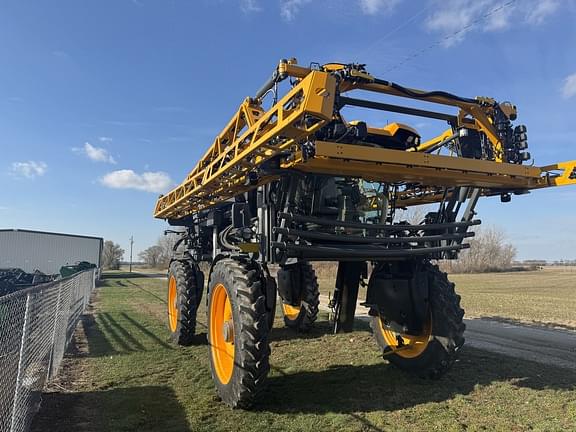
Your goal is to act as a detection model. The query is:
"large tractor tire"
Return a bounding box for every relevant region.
[207,259,270,408]
[371,263,465,379]
[167,260,204,346]
[265,282,277,331]
[281,262,320,332]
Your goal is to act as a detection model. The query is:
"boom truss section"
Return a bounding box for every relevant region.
[154,71,336,219]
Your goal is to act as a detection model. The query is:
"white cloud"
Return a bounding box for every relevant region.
[280,0,312,21]
[426,0,562,47]
[249,0,564,26]
[561,73,576,99]
[100,169,173,193]
[426,0,510,47]
[240,0,261,13]
[279,0,400,20]
[484,3,513,31]
[525,0,560,24]
[98,136,113,143]
[74,142,116,164]
[11,161,47,179]
[359,0,400,15]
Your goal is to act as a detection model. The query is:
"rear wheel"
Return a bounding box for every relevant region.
[371,263,465,379]
[281,262,320,332]
[266,282,277,331]
[167,260,203,346]
[207,259,270,408]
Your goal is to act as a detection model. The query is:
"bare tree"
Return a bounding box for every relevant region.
[404,207,426,225]
[138,230,184,270]
[139,245,164,268]
[157,233,180,268]
[394,206,429,225]
[101,240,124,270]
[441,226,517,273]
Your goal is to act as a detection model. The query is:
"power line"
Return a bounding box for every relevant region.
[359,4,434,58]
[129,236,134,273]
[383,0,517,74]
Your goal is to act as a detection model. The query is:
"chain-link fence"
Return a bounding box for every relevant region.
[0,269,96,432]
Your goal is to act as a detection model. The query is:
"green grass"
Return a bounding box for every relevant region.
[318,266,576,329]
[33,271,576,432]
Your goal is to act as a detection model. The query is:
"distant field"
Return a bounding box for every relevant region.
[32,271,576,432]
[451,266,576,329]
[317,265,576,329]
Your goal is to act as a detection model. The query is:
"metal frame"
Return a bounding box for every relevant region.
[155,59,575,220]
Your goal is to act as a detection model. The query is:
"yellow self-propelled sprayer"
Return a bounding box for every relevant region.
[154,59,576,408]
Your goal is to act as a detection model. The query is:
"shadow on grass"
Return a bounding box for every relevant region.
[121,312,174,350]
[269,316,371,342]
[80,314,117,357]
[125,279,168,304]
[81,310,177,356]
[32,386,191,432]
[101,272,148,279]
[100,313,146,351]
[259,345,576,415]
[269,320,334,342]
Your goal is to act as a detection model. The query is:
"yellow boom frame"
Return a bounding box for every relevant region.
[154,60,575,220]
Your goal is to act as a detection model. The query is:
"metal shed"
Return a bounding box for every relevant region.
[0,229,103,274]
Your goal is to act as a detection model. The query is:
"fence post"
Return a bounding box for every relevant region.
[84,269,95,311]
[10,293,31,432]
[46,282,62,380]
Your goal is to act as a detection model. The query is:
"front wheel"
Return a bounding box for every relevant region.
[371,263,465,379]
[207,259,270,408]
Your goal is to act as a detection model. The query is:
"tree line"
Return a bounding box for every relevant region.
[99,234,180,270]
[439,226,516,273]
[137,233,180,269]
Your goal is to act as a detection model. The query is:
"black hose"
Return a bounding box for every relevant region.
[373,78,478,105]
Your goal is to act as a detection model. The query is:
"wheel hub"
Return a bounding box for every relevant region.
[378,314,433,359]
[222,320,234,343]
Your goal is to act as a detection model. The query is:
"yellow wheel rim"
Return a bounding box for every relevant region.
[378,315,432,359]
[168,276,178,332]
[209,283,235,384]
[282,303,302,321]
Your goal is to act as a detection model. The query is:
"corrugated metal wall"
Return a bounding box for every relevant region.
[0,230,102,274]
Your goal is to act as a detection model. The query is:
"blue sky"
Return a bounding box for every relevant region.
[1,0,575,260]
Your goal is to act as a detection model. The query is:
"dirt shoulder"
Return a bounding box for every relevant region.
[31,299,100,432]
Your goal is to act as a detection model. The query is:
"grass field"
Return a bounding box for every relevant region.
[31,269,576,432]
[317,266,576,330]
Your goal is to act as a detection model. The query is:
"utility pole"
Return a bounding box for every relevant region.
[129,236,134,273]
